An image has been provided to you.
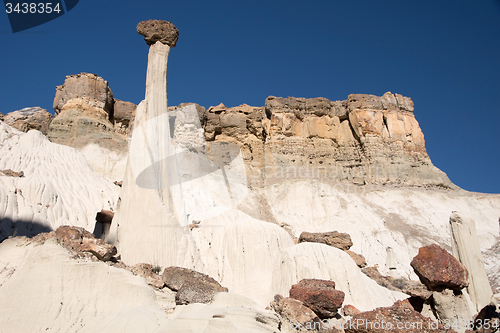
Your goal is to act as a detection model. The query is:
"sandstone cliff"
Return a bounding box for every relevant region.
[197,92,454,189]
[47,73,136,180]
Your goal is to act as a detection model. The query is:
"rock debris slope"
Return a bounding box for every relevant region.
[0,121,118,240]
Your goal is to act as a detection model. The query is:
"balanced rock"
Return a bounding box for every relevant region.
[137,20,179,46]
[411,244,469,291]
[162,266,228,305]
[299,231,353,251]
[289,279,345,319]
[2,107,53,134]
[55,225,117,261]
[345,299,456,333]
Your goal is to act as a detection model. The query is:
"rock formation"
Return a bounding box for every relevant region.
[47,73,132,180]
[450,212,494,312]
[197,93,455,189]
[2,107,53,134]
[113,99,136,135]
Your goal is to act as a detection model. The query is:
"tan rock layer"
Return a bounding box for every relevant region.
[195,92,455,189]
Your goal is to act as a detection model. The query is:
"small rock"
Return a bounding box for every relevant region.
[55,225,117,261]
[162,266,227,305]
[345,250,367,268]
[299,231,353,251]
[130,263,165,289]
[289,279,345,319]
[411,244,469,291]
[341,304,361,317]
[1,169,22,177]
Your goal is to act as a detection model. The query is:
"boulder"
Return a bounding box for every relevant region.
[2,107,53,134]
[137,19,179,46]
[270,294,321,332]
[289,279,345,319]
[162,266,228,304]
[130,263,164,289]
[54,225,117,261]
[299,231,353,250]
[411,244,469,291]
[345,299,456,333]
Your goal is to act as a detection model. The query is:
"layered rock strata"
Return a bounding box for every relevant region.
[198,93,455,188]
[48,73,136,180]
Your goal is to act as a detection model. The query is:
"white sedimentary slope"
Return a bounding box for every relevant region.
[241,179,500,282]
[0,237,280,333]
[0,121,118,239]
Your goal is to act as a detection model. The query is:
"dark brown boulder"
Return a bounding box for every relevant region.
[410,244,468,291]
[55,225,117,261]
[137,20,179,47]
[298,231,353,251]
[162,266,227,305]
[345,299,456,333]
[289,279,345,319]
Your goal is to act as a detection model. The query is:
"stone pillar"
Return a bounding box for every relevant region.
[450,212,493,312]
[109,20,199,268]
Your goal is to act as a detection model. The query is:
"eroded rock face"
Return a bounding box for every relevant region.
[113,99,136,135]
[53,73,113,116]
[162,266,228,305]
[137,20,179,46]
[198,92,455,188]
[411,244,469,291]
[54,225,117,261]
[48,73,127,149]
[289,279,345,319]
[2,107,53,134]
[345,299,456,333]
[299,231,353,250]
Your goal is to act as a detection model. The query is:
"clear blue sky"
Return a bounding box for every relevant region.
[1,0,499,193]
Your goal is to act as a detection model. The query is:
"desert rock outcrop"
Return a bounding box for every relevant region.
[198,93,454,188]
[2,107,53,134]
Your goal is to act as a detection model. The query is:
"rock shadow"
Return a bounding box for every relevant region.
[0,217,52,243]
